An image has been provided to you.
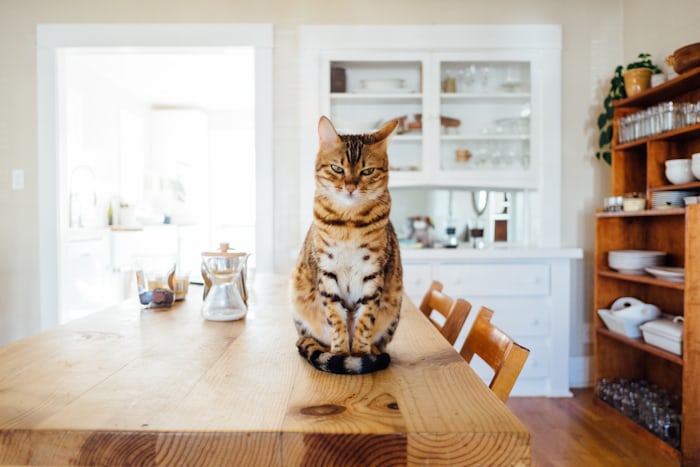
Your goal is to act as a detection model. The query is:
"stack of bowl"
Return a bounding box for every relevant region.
[665,159,695,184]
[692,153,700,180]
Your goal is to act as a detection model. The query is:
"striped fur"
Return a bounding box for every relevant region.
[291,116,403,375]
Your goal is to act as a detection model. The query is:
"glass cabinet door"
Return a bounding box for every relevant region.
[436,57,534,184]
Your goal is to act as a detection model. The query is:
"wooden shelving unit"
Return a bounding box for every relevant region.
[593,68,700,466]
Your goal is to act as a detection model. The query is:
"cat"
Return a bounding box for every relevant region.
[291,116,403,375]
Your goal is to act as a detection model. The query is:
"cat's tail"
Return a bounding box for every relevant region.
[296,336,390,375]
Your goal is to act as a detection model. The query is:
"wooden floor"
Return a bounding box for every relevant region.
[507,388,679,467]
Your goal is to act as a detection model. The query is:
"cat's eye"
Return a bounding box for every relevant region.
[330,164,344,174]
[360,167,375,176]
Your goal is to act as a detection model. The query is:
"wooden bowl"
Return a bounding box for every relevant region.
[673,42,700,74]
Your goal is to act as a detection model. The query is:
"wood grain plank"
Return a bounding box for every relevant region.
[0,274,529,466]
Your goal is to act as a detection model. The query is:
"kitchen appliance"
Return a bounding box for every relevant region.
[201,243,250,321]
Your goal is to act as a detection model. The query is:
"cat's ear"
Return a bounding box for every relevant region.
[371,119,399,149]
[318,116,340,151]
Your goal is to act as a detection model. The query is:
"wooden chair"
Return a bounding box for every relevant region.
[418,280,472,346]
[459,306,530,402]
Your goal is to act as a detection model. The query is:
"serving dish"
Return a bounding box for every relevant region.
[672,42,700,74]
[597,297,660,339]
[640,316,684,355]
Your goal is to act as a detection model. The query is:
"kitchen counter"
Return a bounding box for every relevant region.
[0,274,530,466]
[400,246,583,397]
[400,244,583,260]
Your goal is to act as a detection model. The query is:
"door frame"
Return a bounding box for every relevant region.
[37,23,273,330]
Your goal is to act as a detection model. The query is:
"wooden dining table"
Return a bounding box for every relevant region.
[0,274,530,466]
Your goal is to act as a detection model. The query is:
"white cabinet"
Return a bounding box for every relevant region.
[401,248,582,397]
[60,229,127,323]
[402,262,434,304]
[299,25,579,396]
[300,25,562,247]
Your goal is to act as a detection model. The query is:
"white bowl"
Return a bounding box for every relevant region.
[665,158,690,166]
[692,163,700,180]
[666,167,695,184]
[692,152,700,163]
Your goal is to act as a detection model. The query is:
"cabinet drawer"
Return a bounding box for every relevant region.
[438,263,550,297]
[517,339,549,380]
[402,263,433,301]
[477,298,550,338]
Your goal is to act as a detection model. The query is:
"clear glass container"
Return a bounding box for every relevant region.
[201,244,249,321]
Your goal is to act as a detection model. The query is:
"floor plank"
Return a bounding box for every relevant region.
[507,388,679,467]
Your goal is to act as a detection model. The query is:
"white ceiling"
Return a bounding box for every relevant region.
[64,47,255,110]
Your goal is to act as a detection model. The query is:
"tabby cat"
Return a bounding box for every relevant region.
[291,116,403,375]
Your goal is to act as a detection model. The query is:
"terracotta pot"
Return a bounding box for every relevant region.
[623,68,652,97]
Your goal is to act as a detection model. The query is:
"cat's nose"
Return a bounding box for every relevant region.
[346,184,356,194]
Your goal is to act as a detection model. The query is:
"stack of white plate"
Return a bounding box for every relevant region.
[651,191,688,209]
[644,266,685,283]
[608,250,666,275]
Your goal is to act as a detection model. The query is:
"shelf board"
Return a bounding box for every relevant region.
[614,123,700,150]
[596,269,685,291]
[614,66,700,108]
[596,208,685,218]
[592,397,681,461]
[596,327,684,365]
[441,134,529,141]
[650,180,700,192]
[440,92,530,100]
[331,92,422,103]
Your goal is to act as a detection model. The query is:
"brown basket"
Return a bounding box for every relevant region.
[673,42,700,74]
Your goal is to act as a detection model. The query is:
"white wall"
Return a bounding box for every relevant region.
[0,1,696,367]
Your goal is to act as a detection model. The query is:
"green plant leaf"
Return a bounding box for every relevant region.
[599,126,612,147]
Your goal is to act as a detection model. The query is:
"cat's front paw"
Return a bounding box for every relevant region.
[330,342,350,354]
[351,341,372,355]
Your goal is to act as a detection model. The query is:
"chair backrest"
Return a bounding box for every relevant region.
[459,306,530,402]
[418,280,472,345]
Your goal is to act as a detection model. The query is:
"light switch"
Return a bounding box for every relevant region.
[12,169,24,190]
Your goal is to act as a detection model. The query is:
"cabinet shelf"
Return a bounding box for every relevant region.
[614,66,700,108]
[593,397,681,461]
[596,327,683,365]
[441,134,529,142]
[651,182,700,193]
[613,122,700,150]
[596,207,685,218]
[440,92,530,100]
[331,92,422,103]
[596,269,685,291]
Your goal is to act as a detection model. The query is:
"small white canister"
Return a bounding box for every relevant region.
[640,316,684,355]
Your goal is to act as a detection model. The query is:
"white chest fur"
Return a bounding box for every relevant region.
[319,241,376,306]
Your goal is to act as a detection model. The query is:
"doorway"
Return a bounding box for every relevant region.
[37,24,273,327]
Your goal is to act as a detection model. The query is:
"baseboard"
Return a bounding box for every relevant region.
[569,356,592,388]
